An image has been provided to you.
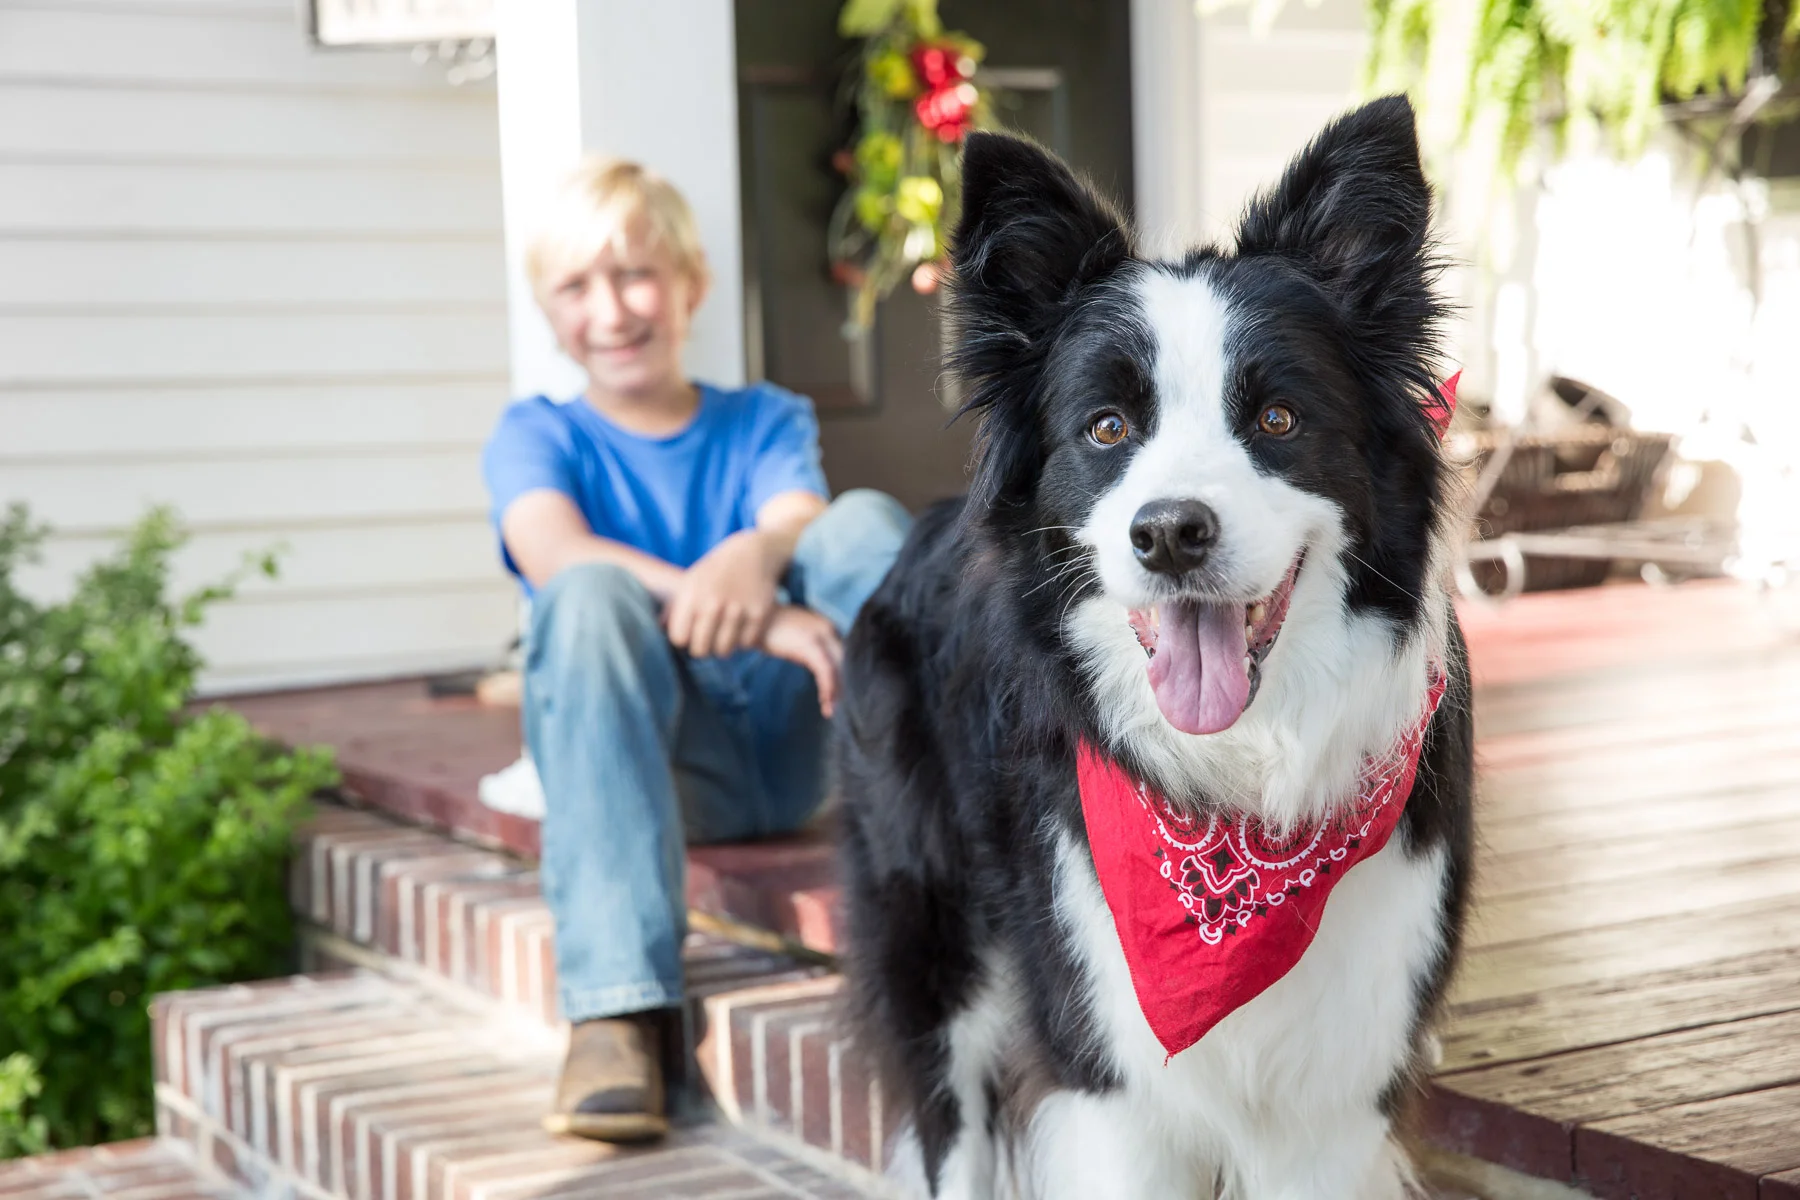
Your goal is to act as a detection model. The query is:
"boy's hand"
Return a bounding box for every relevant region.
[761,606,843,717]
[665,530,782,659]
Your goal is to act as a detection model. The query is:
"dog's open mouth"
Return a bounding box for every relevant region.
[1125,552,1305,736]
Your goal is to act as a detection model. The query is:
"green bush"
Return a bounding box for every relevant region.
[0,505,338,1155]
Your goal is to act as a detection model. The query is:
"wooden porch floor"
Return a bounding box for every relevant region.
[226,579,1800,1198]
[1430,580,1800,1197]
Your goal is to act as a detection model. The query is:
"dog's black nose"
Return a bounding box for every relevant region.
[1130,498,1219,576]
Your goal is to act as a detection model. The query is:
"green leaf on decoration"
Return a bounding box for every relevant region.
[839,0,904,36]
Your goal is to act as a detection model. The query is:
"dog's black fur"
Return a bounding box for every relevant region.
[834,95,1474,1197]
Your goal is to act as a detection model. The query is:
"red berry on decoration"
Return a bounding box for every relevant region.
[915,81,978,143]
[910,44,959,89]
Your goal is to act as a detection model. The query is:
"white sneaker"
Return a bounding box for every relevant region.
[478,753,546,821]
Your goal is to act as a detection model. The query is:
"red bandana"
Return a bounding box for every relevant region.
[1075,673,1448,1059]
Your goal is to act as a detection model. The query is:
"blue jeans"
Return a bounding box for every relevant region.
[523,489,912,1022]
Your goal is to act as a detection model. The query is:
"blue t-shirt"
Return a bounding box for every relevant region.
[482,382,830,592]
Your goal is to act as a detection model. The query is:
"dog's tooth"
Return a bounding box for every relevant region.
[1249,601,1268,626]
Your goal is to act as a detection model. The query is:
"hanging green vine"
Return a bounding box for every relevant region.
[1364,0,1800,177]
[828,0,994,329]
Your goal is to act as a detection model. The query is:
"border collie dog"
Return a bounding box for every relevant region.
[834,97,1475,1199]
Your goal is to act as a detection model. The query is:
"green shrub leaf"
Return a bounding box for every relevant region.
[0,506,338,1155]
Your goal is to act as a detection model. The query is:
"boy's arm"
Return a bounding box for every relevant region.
[664,489,827,659]
[500,489,685,599]
[749,489,830,567]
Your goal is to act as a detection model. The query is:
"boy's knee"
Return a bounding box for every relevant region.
[831,488,909,527]
[531,562,663,664]
[817,489,911,547]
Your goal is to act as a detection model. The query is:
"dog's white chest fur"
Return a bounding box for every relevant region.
[1027,834,1449,1200]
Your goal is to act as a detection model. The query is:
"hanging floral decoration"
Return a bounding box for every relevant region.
[828,0,993,330]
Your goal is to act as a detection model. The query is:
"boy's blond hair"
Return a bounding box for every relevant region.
[525,158,708,299]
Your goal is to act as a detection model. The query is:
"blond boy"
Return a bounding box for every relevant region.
[482,160,909,1141]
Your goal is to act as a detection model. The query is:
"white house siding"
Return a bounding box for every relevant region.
[1193,1,1368,246]
[1163,1,1497,391]
[0,0,517,693]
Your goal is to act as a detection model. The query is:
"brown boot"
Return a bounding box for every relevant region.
[543,1011,670,1142]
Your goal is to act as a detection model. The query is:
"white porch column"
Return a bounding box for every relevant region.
[494,0,746,401]
[1129,0,1206,257]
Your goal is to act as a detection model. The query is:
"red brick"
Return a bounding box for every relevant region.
[460,1147,725,1200]
[310,1056,536,1194]
[757,1002,836,1137]
[360,1082,551,1200]
[181,981,391,1136]
[157,1099,197,1144]
[212,1004,411,1144]
[378,852,511,960]
[832,1039,879,1170]
[788,885,844,953]
[449,881,539,992]
[431,1136,611,1200]
[258,1026,480,1170]
[388,1117,549,1200]
[797,1022,837,1157]
[326,831,449,941]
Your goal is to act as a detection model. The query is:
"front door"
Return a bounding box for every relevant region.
[735,0,1135,511]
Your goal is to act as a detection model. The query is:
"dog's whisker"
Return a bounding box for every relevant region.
[1342,549,1424,606]
[1054,568,1100,625]
[1022,555,1097,600]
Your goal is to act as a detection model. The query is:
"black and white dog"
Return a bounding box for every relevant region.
[834,97,1475,1199]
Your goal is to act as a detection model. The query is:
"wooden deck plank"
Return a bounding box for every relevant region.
[1477,781,1800,846]
[1473,739,1800,819]
[1456,583,1800,690]
[1765,1166,1800,1200]
[1473,654,1800,739]
[1451,891,1800,1005]
[1573,1082,1800,1200]
[1438,946,1800,1073]
[1472,813,1800,900]
[1465,855,1800,950]
[1478,709,1800,774]
[1431,1006,1800,1182]
[1437,1007,1800,1123]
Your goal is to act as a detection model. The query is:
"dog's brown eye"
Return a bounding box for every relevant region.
[1090,413,1129,446]
[1256,405,1297,437]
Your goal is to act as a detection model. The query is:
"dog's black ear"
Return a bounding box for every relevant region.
[948,134,1130,522]
[1235,95,1433,318]
[948,132,1131,353]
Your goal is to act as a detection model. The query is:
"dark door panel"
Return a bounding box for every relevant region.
[736,0,1134,511]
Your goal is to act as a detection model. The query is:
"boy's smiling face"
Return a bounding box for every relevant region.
[542,215,707,402]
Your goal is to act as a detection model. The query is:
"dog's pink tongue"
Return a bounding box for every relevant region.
[1144,599,1252,735]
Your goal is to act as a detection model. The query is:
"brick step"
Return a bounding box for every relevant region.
[293,802,830,1026]
[151,972,883,1200]
[0,1138,244,1200]
[696,976,892,1179]
[231,680,845,953]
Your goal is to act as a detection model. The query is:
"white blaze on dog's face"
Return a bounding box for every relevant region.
[946,98,1449,783]
[1077,271,1346,736]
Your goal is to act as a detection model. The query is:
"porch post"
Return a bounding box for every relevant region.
[1129,0,1206,256]
[494,0,747,401]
